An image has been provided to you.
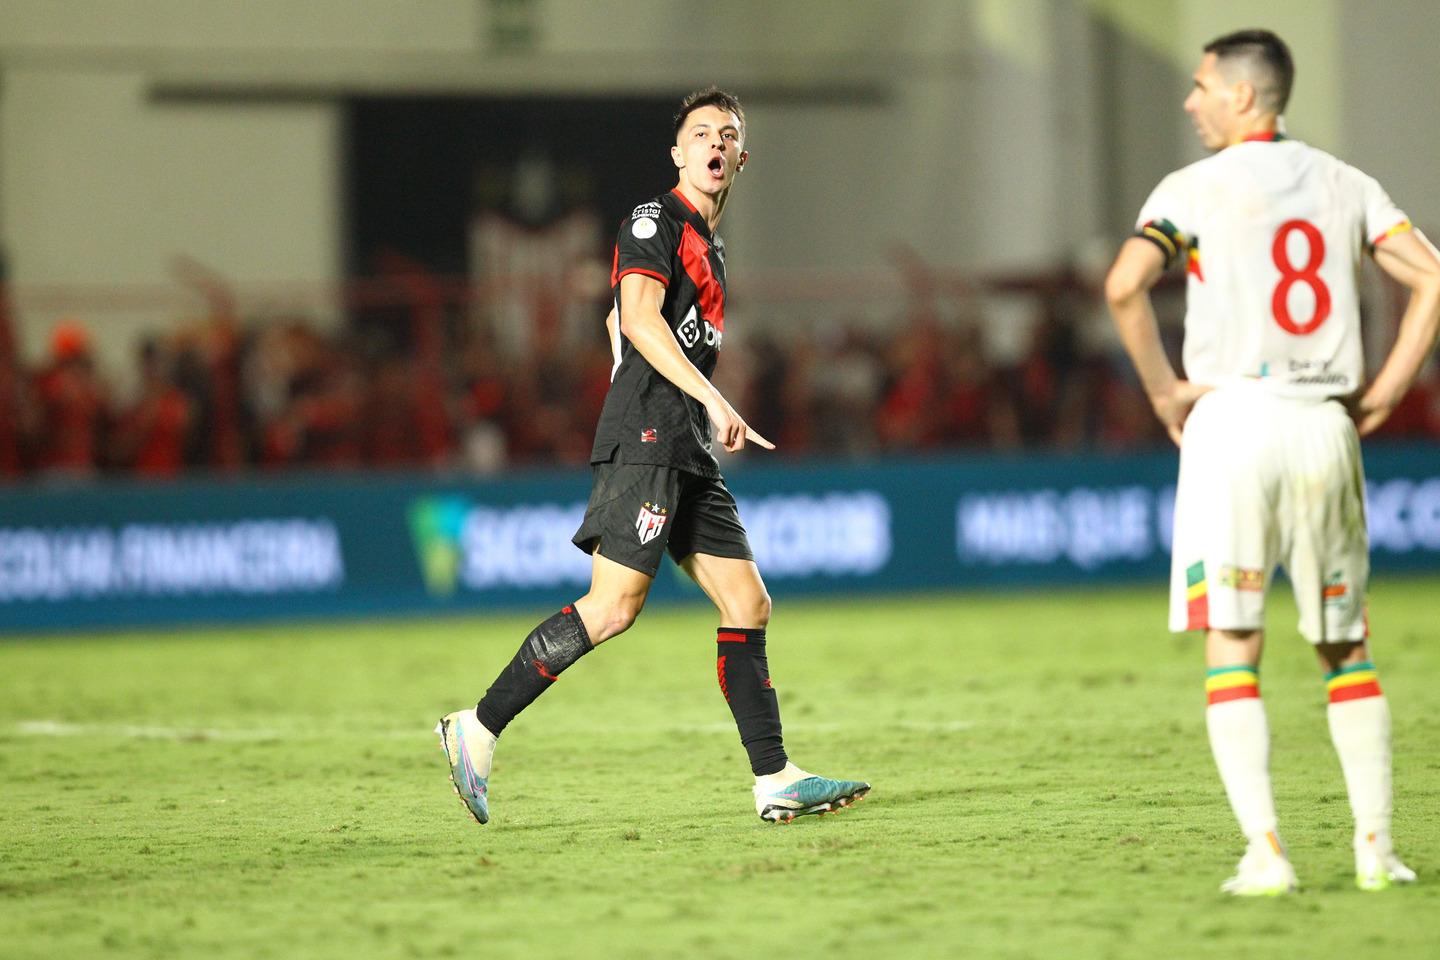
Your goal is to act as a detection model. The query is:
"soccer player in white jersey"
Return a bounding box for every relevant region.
[1105,29,1440,895]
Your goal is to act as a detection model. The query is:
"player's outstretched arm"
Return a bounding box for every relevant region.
[617,273,773,452]
[1357,229,1440,436]
[1105,237,1211,446]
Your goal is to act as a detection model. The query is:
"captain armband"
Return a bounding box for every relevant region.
[1135,218,1187,269]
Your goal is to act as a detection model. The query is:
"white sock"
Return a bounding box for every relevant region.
[464,712,499,779]
[1327,695,1392,841]
[1206,697,1279,844]
[754,761,811,792]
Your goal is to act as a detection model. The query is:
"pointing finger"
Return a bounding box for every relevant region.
[744,426,775,450]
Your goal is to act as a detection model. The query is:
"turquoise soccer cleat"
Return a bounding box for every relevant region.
[435,710,496,825]
[754,773,871,823]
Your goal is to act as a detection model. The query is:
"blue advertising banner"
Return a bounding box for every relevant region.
[2,444,1438,633]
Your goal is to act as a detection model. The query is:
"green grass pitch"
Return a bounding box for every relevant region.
[2,578,1436,959]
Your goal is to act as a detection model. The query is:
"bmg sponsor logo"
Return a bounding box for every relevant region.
[676,305,722,350]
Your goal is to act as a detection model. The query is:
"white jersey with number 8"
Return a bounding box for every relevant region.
[1136,136,1410,399]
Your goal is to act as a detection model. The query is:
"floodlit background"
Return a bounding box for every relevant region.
[3,0,1439,477]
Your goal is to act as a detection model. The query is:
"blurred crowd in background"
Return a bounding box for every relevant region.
[3,272,1436,483]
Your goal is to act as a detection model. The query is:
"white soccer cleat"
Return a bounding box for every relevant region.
[1355,832,1417,891]
[1219,835,1298,896]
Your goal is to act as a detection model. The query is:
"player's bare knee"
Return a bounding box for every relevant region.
[752,592,772,628]
[574,594,646,645]
[1316,640,1368,674]
[600,599,643,640]
[719,590,770,629]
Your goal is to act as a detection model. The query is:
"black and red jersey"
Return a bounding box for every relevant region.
[590,188,728,476]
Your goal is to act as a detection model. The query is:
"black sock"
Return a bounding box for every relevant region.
[475,605,592,736]
[716,627,788,776]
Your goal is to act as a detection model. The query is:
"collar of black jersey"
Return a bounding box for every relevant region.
[669,188,716,238]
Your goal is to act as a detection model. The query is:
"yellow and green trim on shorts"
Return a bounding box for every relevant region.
[1185,560,1208,630]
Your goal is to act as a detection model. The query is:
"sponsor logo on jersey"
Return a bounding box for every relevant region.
[635,501,669,545]
[631,217,658,240]
[1285,358,1350,387]
[640,428,658,443]
[676,304,723,350]
[631,201,663,219]
[1219,565,1264,591]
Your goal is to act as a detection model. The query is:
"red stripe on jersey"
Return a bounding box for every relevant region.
[616,267,669,287]
[680,223,724,332]
[610,244,618,286]
[670,187,699,213]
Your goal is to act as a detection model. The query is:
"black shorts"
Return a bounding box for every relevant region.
[571,453,753,577]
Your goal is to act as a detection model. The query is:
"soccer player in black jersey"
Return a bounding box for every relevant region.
[437,88,869,824]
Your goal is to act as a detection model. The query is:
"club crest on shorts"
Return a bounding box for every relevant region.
[1323,571,1350,606]
[635,501,669,544]
[640,427,658,443]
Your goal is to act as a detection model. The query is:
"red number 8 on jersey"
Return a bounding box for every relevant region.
[1271,219,1331,335]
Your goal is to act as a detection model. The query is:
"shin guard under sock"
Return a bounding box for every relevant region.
[476,605,592,736]
[716,627,788,776]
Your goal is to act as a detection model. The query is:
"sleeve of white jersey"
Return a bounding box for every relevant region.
[1359,172,1411,251]
[1133,171,1192,269]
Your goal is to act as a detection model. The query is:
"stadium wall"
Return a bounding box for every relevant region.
[5,444,1440,634]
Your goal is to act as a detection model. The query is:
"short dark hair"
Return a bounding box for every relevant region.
[1204,29,1294,113]
[673,86,745,142]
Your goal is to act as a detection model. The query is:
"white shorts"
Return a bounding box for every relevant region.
[1169,384,1368,643]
